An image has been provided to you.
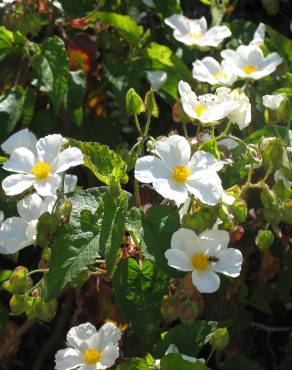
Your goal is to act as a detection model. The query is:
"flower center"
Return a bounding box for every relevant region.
[189,32,202,39]
[31,162,51,179]
[214,71,228,80]
[83,349,101,365]
[172,165,191,183]
[194,105,207,117]
[243,64,258,74]
[191,253,209,270]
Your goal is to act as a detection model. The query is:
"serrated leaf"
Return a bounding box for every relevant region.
[161,354,210,370]
[113,258,170,335]
[45,188,107,299]
[64,70,86,126]
[69,140,128,185]
[33,36,69,113]
[0,87,26,135]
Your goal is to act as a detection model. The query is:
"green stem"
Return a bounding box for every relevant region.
[134,179,141,208]
[206,347,215,364]
[134,115,143,136]
[182,122,188,139]
[28,269,49,276]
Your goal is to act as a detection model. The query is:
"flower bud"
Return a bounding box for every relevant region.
[263,206,282,225]
[34,298,58,322]
[144,89,159,118]
[209,327,230,351]
[126,88,145,116]
[9,295,26,315]
[260,137,284,169]
[260,186,277,208]
[8,267,33,294]
[231,199,247,223]
[255,230,275,252]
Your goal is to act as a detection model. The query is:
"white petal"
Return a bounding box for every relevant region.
[214,248,243,277]
[54,348,83,370]
[17,193,44,221]
[100,343,119,367]
[0,217,30,254]
[218,138,238,150]
[155,135,191,167]
[36,134,64,164]
[170,228,201,257]
[3,147,36,174]
[222,191,235,205]
[56,147,84,173]
[97,322,122,349]
[134,155,169,184]
[64,174,78,193]
[146,71,168,90]
[1,129,37,155]
[262,94,285,110]
[165,248,193,271]
[34,174,61,196]
[188,151,223,173]
[199,229,230,254]
[164,14,189,34]
[186,174,223,206]
[191,269,220,293]
[67,322,97,352]
[153,178,188,206]
[2,174,35,196]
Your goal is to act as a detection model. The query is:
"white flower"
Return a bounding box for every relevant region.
[146,71,168,90]
[192,57,237,86]
[135,135,224,206]
[165,228,243,293]
[155,344,205,368]
[0,194,55,254]
[178,81,237,123]
[165,15,231,47]
[0,0,15,8]
[216,87,251,129]
[221,44,283,80]
[262,94,285,110]
[55,322,121,370]
[1,130,83,197]
[250,23,266,46]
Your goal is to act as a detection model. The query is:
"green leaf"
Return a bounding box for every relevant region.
[246,125,289,144]
[95,12,144,46]
[99,192,128,277]
[154,321,217,358]
[223,356,264,370]
[199,139,220,159]
[160,354,210,370]
[117,358,151,370]
[45,188,107,299]
[266,26,292,62]
[0,87,26,135]
[152,0,181,16]
[64,70,86,126]
[33,36,69,113]
[0,26,24,61]
[113,258,170,335]
[69,140,128,185]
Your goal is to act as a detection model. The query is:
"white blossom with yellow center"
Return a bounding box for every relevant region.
[1,129,83,197]
[192,57,237,86]
[178,81,238,123]
[165,228,243,293]
[135,135,224,206]
[164,15,231,47]
[221,44,283,80]
[55,322,122,370]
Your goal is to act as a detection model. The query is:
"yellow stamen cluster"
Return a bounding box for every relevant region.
[31,162,52,179]
[214,71,228,80]
[194,105,207,117]
[189,33,202,39]
[243,64,258,74]
[172,165,191,184]
[191,253,209,270]
[83,349,101,365]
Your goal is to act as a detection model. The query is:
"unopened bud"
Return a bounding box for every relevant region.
[209,327,229,351]
[256,230,275,252]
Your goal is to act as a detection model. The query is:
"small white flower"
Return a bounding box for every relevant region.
[216,87,251,129]
[165,228,243,293]
[55,322,121,370]
[250,23,266,46]
[262,94,285,110]
[192,57,237,86]
[178,81,237,123]
[1,130,83,197]
[146,71,168,90]
[135,135,224,206]
[0,194,55,254]
[155,344,205,368]
[221,44,283,80]
[165,15,231,47]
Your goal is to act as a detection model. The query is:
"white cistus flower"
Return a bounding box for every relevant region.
[135,135,224,206]
[1,130,83,197]
[146,71,168,90]
[178,81,237,123]
[155,344,205,368]
[250,22,266,46]
[262,94,285,110]
[192,57,237,86]
[0,194,54,254]
[216,87,251,129]
[55,322,121,370]
[165,228,243,293]
[221,44,283,80]
[165,15,231,47]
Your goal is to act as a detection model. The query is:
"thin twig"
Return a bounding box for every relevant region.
[252,322,292,332]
